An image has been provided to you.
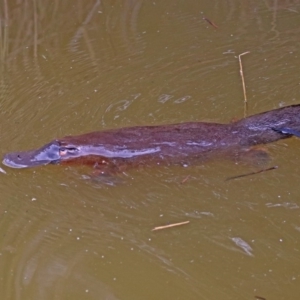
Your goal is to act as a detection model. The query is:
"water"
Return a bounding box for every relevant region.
[1,0,300,299]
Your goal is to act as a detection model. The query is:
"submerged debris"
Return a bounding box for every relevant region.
[231,237,253,256]
[203,17,218,29]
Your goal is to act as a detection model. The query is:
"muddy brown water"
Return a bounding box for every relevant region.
[1,1,300,299]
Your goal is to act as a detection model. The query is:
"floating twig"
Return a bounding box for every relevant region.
[203,17,218,29]
[181,175,191,184]
[238,51,250,117]
[152,221,190,231]
[225,166,278,181]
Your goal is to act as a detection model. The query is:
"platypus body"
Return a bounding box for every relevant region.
[3,104,300,171]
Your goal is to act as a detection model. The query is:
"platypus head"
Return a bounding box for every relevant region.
[2,141,80,169]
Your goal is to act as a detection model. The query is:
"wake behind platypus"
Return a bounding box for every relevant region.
[2,104,300,172]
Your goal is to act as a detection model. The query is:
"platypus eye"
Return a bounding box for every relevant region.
[59,147,79,156]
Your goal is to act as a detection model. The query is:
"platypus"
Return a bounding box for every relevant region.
[2,104,300,171]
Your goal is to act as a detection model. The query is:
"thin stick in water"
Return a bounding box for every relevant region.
[69,0,101,52]
[203,17,218,29]
[152,221,190,231]
[225,166,278,181]
[238,51,250,117]
[181,175,191,184]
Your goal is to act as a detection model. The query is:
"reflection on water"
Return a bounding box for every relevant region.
[1,0,300,299]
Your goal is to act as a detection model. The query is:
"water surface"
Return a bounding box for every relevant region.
[1,1,300,299]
